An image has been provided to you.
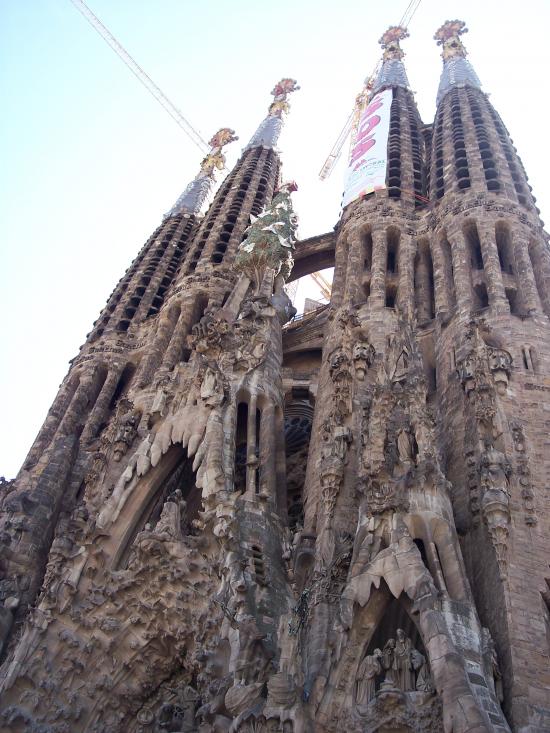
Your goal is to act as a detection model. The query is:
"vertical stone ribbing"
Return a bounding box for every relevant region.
[447,229,474,310]
[81,366,124,443]
[478,222,509,312]
[89,214,197,339]
[430,103,447,200]
[370,228,387,308]
[487,104,535,210]
[180,147,279,273]
[430,234,453,317]
[397,231,414,317]
[511,232,540,314]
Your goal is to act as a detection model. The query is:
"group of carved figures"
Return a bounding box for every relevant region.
[355,629,433,708]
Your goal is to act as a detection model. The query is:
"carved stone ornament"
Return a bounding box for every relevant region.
[352,340,375,380]
[487,347,512,394]
[480,444,512,578]
[509,419,537,525]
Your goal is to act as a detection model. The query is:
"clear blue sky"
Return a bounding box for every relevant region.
[1,0,549,477]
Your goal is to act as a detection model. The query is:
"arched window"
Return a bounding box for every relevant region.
[284,398,314,530]
[464,221,484,270]
[109,363,136,410]
[414,239,435,324]
[115,446,201,569]
[473,283,489,310]
[439,231,456,308]
[495,222,514,274]
[234,401,249,493]
[363,228,373,271]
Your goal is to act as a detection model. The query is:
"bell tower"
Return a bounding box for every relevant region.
[429,20,550,730]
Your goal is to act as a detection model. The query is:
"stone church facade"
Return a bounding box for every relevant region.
[1,19,550,733]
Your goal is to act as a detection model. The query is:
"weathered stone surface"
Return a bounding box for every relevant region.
[2,25,550,733]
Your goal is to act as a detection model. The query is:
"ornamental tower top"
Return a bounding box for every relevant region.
[372,25,411,93]
[434,19,482,105]
[165,127,238,218]
[245,77,300,150]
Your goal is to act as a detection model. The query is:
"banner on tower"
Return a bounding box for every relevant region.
[342,88,393,208]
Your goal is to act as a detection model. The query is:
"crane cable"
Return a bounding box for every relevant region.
[68,0,210,154]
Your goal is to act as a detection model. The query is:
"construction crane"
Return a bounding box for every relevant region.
[319,0,422,180]
[310,271,332,300]
[69,0,210,154]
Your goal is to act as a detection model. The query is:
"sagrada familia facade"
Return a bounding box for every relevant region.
[1,19,549,733]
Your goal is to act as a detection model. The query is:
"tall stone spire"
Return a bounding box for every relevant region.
[176,79,300,273]
[372,25,411,93]
[245,78,300,150]
[435,20,482,105]
[165,128,238,218]
[354,25,425,206]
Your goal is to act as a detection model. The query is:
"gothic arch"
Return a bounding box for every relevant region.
[107,444,198,568]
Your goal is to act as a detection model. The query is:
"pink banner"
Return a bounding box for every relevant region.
[342,88,392,207]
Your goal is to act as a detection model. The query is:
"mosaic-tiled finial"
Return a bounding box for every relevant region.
[268,78,301,118]
[434,20,469,60]
[199,128,239,176]
[379,26,409,62]
[165,128,238,218]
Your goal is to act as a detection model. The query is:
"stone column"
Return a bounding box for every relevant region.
[57,372,96,437]
[396,233,414,319]
[528,236,550,317]
[447,229,473,312]
[430,237,452,318]
[23,375,80,469]
[162,299,197,371]
[513,235,540,314]
[81,365,124,442]
[370,229,387,309]
[478,223,509,312]
[259,402,276,501]
[344,230,363,305]
[331,230,350,309]
[137,301,181,386]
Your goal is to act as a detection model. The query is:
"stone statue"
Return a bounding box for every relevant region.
[332,415,353,462]
[154,496,184,541]
[356,648,382,706]
[396,427,418,468]
[480,443,512,576]
[381,638,396,685]
[411,648,433,693]
[394,628,415,691]
[231,611,273,685]
[113,407,140,462]
[200,367,225,407]
[351,511,385,576]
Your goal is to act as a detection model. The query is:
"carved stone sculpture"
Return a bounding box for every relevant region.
[113,406,141,461]
[356,649,382,707]
[394,629,415,692]
[480,444,512,578]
